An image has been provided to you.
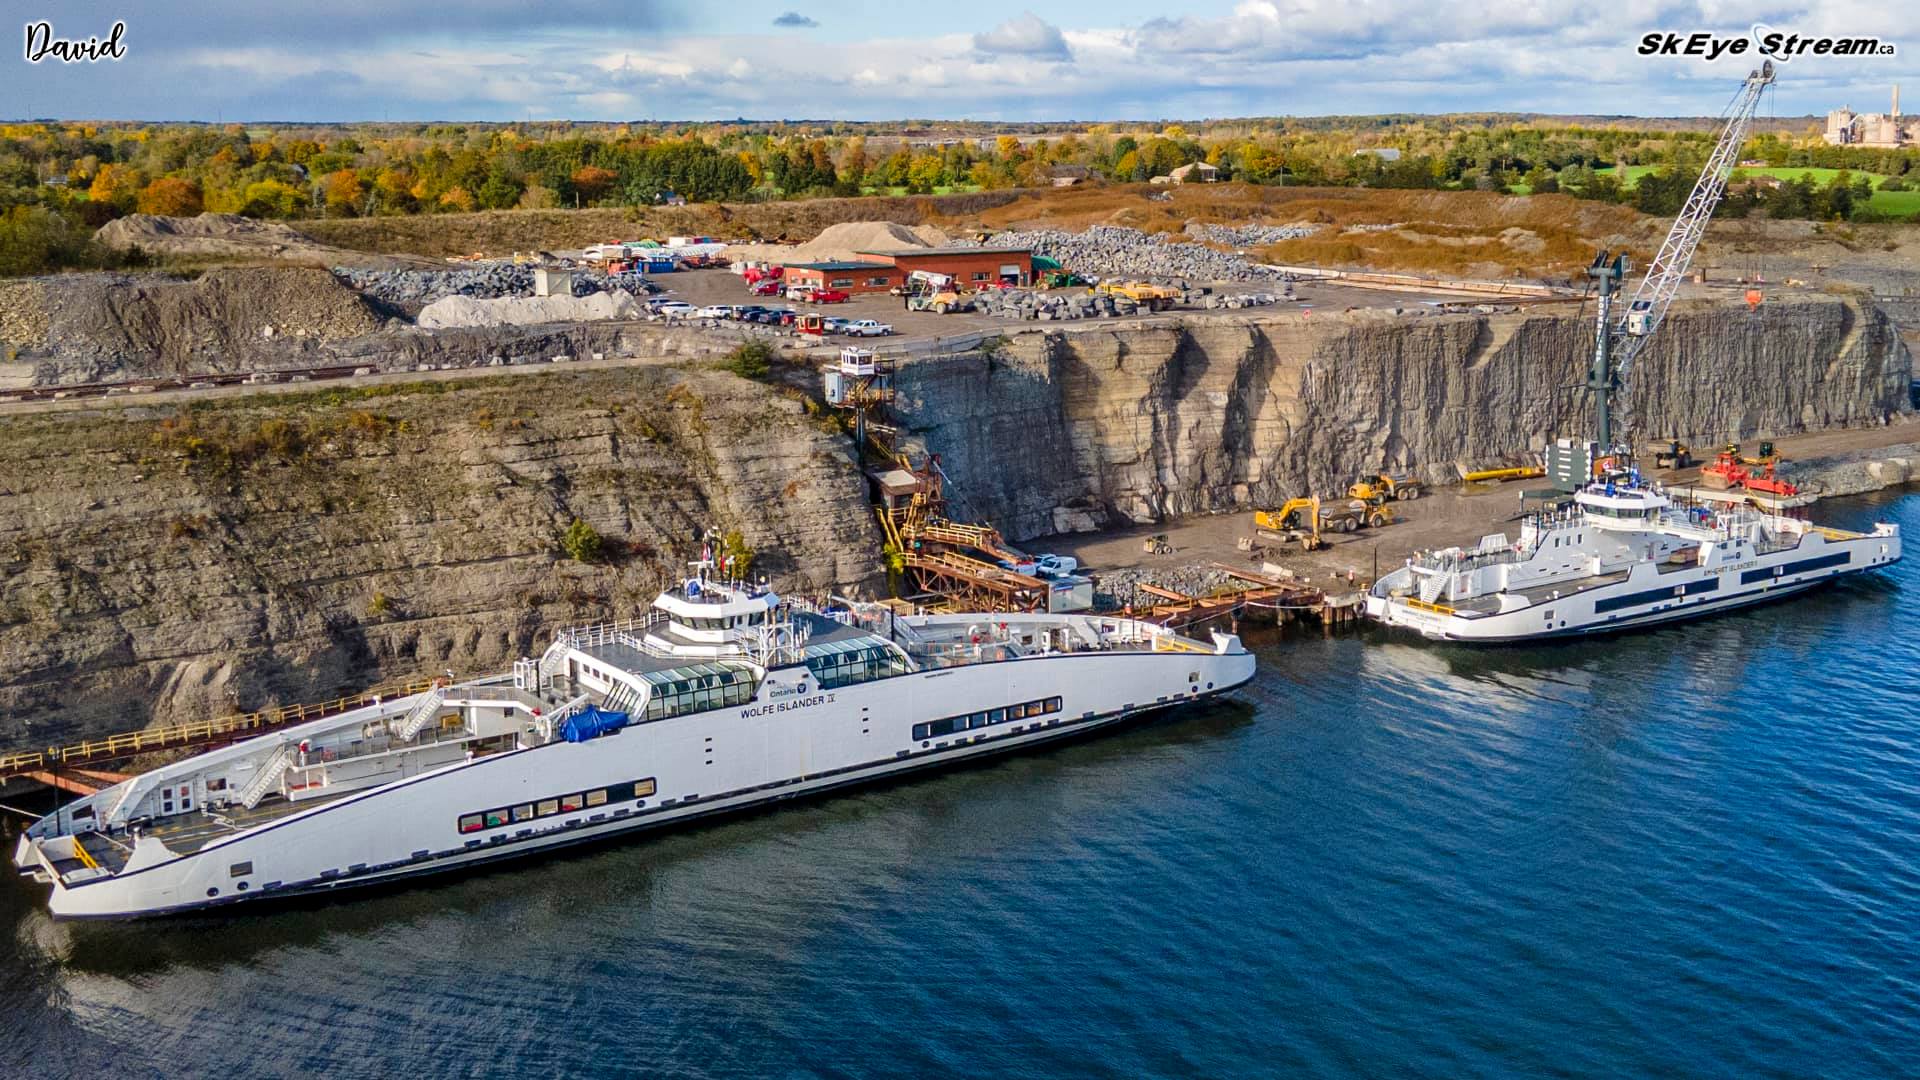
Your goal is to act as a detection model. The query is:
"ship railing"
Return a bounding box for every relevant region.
[0,679,438,780]
[560,611,668,650]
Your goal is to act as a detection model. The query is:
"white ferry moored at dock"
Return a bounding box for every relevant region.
[1365,479,1901,642]
[13,575,1255,919]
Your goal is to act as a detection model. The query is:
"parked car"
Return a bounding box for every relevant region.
[999,554,1079,578]
[694,305,731,319]
[750,280,783,296]
[821,316,851,333]
[844,320,894,337]
[808,289,851,304]
[653,301,696,318]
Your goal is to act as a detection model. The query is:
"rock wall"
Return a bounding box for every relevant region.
[0,368,880,746]
[894,296,1914,539]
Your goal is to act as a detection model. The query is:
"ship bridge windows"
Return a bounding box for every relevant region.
[674,609,771,632]
[804,639,908,689]
[641,663,758,721]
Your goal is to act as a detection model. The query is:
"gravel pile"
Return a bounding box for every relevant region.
[1092,566,1249,610]
[333,266,660,307]
[970,286,1291,320]
[963,225,1296,282]
[416,292,644,330]
[1182,222,1318,248]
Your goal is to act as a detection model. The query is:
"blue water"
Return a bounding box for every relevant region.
[3,491,1916,1079]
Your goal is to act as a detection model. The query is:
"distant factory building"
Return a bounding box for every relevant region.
[1355,147,1402,161]
[1825,85,1918,147]
[855,246,1035,287]
[784,261,903,294]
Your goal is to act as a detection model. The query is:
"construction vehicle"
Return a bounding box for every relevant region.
[1347,473,1422,502]
[1040,269,1091,290]
[1094,281,1182,312]
[901,269,972,314]
[1253,496,1368,550]
[1650,439,1694,469]
[1701,447,1800,497]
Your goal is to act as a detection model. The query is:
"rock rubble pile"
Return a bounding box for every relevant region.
[962,224,1313,281]
[333,266,660,307]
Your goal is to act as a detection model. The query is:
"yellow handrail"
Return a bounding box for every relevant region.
[70,838,99,872]
[1398,596,1457,615]
[0,678,436,776]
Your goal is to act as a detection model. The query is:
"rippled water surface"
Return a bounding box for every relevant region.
[4,492,1916,1079]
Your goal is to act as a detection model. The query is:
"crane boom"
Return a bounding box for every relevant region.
[1614,60,1776,382]
[1585,60,1775,455]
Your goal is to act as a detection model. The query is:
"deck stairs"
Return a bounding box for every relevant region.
[238,745,296,810]
[390,687,447,742]
[600,681,640,715]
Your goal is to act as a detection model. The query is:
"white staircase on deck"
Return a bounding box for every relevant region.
[601,681,640,715]
[390,686,447,742]
[238,745,296,810]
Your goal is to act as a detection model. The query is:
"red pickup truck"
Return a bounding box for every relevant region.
[807,289,850,303]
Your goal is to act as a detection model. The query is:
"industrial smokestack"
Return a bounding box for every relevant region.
[1895,84,1901,119]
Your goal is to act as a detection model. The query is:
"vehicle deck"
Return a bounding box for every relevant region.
[1447,570,1632,616]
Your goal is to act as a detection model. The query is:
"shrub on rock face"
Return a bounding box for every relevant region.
[724,340,773,381]
[562,519,604,563]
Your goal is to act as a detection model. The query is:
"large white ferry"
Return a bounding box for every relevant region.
[1365,479,1901,642]
[13,575,1254,918]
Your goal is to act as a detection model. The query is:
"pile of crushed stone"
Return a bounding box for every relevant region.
[416,292,643,329]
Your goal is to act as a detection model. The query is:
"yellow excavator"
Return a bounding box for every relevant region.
[1254,496,1388,549]
[1347,473,1422,502]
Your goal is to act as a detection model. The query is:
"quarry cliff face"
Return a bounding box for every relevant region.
[0,368,879,745]
[895,297,1914,539]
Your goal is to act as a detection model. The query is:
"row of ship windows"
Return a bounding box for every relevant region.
[913,697,1063,742]
[646,674,756,720]
[457,778,657,834]
[807,646,910,690]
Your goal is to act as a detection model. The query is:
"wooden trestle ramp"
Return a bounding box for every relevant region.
[1130,565,1366,633]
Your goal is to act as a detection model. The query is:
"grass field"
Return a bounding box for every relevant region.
[1597,164,1918,217]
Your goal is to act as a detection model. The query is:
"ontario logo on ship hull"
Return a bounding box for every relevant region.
[1638,26,1895,62]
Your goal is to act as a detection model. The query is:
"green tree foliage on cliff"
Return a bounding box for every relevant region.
[723,340,773,381]
[720,530,754,580]
[562,519,604,564]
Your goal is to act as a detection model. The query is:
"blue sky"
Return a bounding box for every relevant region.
[6,2,1918,122]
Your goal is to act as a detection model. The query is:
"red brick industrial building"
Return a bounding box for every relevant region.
[782,261,904,295]
[854,246,1035,287]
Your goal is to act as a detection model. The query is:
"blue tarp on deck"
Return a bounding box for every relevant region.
[559,706,630,743]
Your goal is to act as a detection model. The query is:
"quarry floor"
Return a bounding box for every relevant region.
[1049,418,1920,590]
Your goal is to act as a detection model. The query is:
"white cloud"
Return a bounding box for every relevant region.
[10,3,1920,122]
[973,13,1074,60]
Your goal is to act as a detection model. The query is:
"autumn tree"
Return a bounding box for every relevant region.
[322,168,364,215]
[570,165,617,205]
[240,179,302,218]
[87,163,144,209]
[136,176,204,217]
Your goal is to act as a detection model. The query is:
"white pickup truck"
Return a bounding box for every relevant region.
[843,320,894,337]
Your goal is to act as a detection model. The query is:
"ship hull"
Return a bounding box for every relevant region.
[1367,527,1899,643]
[31,646,1256,919]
